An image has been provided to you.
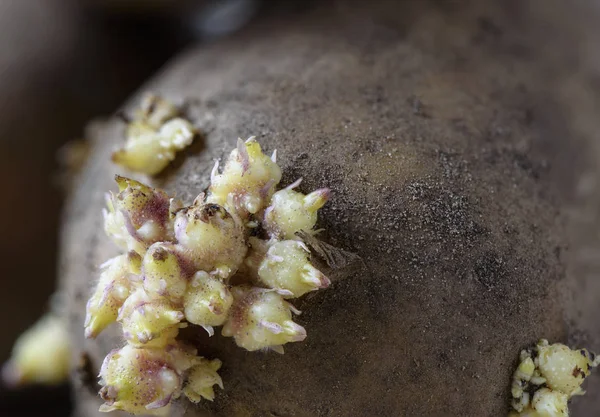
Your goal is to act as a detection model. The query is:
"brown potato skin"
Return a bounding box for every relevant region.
[60,1,600,416]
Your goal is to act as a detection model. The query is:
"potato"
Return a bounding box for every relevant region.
[59,1,600,416]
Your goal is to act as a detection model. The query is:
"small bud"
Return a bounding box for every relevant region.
[118,289,184,347]
[264,184,330,240]
[85,253,139,339]
[143,243,188,303]
[530,388,569,417]
[258,240,330,298]
[184,272,233,335]
[99,345,183,416]
[511,356,535,399]
[183,359,223,402]
[536,340,597,396]
[113,94,195,175]
[159,118,196,149]
[222,286,306,352]
[208,137,281,219]
[304,188,330,212]
[2,315,70,386]
[104,176,173,254]
[174,202,247,278]
[113,118,196,176]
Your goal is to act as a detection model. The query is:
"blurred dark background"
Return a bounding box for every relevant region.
[0,1,314,415]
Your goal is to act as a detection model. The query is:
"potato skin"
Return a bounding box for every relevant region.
[60,1,600,416]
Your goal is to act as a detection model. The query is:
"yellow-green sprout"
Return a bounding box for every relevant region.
[112,119,195,176]
[264,179,330,239]
[184,271,233,336]
[2,314,70,386]
[89,137,335,414]
[511,353,537,408]
[221,286,306,353]
[99,343,222,416]
[510,339,599,417]
[208,137,282,220]
[104,176,175,255]
[99,344,185,416]
[531,388,569,416]
[112,93,196,176]
[258,240,330,297]
[536,340,596,395]
[118,289,184,347]
[509,388,570,417]
[142,242,188,303]
[174,200,247,279]
[183,359,224,402]
[85,252,140,338]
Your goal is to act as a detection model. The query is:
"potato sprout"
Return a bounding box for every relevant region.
[86,137,332,414]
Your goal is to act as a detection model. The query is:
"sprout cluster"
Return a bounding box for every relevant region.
[86,138,331,415]
[509,339,599,417]
[112,94,196,175]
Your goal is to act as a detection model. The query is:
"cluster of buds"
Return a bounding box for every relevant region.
[509,339,599,417]
[86,137,332,415]
[112,94,196,176]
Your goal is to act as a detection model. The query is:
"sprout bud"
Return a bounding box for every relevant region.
[264,182,330,239]
[530,388,569,417]
[143,243,188,303]
[99,345,182,416]
[112,94,195,176]
[222,286,306,352]
[536,339,597,396]
[258,240,330,297]
[184,272,233,336]
[85,253,139,339]
[183,359,224,402]
[174,201,246,278]
[512,356,535,400]
[208,137,281,219]
[113,118,195,176]
[104,176,173,254]
[118,289,184,347]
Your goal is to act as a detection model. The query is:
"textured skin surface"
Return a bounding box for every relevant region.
[60,1,600,416]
